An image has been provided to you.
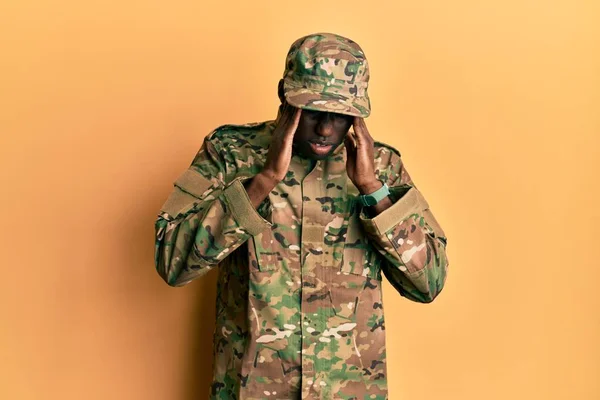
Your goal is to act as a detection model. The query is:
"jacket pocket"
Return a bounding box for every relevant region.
[341,205,382,281]
[241,345,298,393]
[250,230,280,272]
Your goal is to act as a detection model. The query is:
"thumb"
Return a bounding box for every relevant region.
[344,135,357,168]
[344,132,357,153]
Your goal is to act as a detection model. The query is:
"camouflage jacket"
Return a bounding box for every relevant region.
[154,120,449,400]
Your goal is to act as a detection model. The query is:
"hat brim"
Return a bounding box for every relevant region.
[283,80,371,118]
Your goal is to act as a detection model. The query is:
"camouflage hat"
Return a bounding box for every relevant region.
[282,32,371,118]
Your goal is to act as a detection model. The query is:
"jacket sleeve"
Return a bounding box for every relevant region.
[360,150,449,303]
[154,135,271,287]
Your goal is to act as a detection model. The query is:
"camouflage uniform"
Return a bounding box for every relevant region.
[154,33,449,400]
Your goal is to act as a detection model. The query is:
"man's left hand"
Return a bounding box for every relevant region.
[344,117,383,194]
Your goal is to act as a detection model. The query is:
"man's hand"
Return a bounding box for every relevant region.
[344,117,382,194]
[261,102,302,183]
[245,102,301,210]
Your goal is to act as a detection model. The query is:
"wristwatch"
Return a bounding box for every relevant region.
[357,182,390,207]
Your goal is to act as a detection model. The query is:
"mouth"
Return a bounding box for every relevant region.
[308,141,334,155]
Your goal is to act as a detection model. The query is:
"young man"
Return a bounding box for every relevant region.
[154,32,449,400]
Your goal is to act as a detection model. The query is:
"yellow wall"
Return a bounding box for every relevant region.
[1,1,598,399]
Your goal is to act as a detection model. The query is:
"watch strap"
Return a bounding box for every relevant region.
[358,182,390,207]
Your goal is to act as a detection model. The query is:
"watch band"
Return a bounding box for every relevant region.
[358,182,390,207]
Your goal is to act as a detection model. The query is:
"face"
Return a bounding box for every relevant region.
[292,108,354,160]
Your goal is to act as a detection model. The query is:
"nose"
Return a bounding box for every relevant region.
[316,114,335,138]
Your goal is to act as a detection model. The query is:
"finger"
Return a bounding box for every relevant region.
[281,102,294,122]
[282,103,298,123]
[346,130,357,148]
[344,136,356,170]
[359,118,374,143]
[352,117,365,144]
[275,103,295,138]
[352,117,363,131]
[292,107,302,126]
[288,107,301,131]
[353,117,373,146]
[344,133,353,148]
[344,133,357,156]
[282,107,301,143]
[344,135,356,159]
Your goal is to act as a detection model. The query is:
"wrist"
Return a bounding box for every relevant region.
[257,170,282,188]
[357,180,383,195]
[245,173,278,209]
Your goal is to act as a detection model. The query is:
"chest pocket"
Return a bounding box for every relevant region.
[341,188,383,281]
[246,192,286,273]
[250,230,281,272]
[249,209,302,273]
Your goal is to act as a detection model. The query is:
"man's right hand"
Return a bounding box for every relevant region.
[261,102,302,183]
[244,102,301,210]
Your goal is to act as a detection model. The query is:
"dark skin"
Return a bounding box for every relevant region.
[245,79,393,216]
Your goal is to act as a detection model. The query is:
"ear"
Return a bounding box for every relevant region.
[277,79,285,104]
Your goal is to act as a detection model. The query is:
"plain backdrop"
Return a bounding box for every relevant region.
[1,1,599,399]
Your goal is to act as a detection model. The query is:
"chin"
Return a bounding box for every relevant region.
[301,151,332,160]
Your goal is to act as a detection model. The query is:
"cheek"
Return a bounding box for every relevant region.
[292,127,311,145]
[335,125,352,141]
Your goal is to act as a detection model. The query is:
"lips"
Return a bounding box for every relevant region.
[309,142,334,155]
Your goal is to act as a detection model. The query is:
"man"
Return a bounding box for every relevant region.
[154,32,449,400]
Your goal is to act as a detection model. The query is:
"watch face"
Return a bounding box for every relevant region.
[365,196,378,206]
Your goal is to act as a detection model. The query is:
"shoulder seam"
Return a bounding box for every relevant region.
[205,121,271,144]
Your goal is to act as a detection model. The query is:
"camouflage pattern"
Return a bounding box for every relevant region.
[154,120,449,399]
[283,32,371,118]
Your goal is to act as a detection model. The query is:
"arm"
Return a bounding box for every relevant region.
[155,106,301,287]
[345,117,448,303]
[360,153,449,303]
[154,135,272,287]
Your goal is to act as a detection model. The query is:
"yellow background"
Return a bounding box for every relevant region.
[1,1,599,399]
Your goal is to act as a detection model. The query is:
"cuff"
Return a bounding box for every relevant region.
[360,186,429,237]
[222,178,272,236]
